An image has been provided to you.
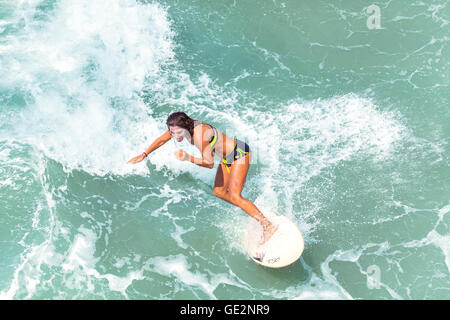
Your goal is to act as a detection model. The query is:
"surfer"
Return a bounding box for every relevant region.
[127,112,277,245]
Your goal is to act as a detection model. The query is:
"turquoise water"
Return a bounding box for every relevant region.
[0,0,449,299]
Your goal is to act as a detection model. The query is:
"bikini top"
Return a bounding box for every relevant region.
[208,126,218,149]
[193,122,218,150]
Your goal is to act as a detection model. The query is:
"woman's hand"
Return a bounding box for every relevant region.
[174,149,189,161]
[127,153,147,164]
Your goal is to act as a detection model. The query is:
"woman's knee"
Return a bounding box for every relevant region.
[229,191,243,204]
[213,187,228,199]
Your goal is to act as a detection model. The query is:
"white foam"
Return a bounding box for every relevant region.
[147,254,255,299]
[292,273,353,300]
[0,148,11,160]
[428,231,450,272]
[397,202,450,273]
[0,146,61,299]
[321,244,404,299]
[216,212,250,255]
[0,240,56,300]
[61,226,144,297]
[62,227,99,271]
[437,203,450,225]
[1,0,175,176]
[149,254,216,298]
[404,229,450,272]
[170,223,195,249]
[0,177,14,187]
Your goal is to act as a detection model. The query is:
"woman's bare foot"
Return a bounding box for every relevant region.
[260,221,278,245]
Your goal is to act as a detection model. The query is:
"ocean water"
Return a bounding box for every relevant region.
[0,0,449,300]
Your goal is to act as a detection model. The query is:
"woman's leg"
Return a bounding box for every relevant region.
[213,162,231,199]
[213,152,277,244]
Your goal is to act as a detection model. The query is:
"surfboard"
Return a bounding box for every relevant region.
[244,215,304,268]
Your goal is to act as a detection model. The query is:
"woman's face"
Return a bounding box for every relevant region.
[169,126,186,142]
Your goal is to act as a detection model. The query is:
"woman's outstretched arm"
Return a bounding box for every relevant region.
[127,130,171,164]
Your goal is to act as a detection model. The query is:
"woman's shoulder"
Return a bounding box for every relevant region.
[193,122,215,141]
[194,122,215,131]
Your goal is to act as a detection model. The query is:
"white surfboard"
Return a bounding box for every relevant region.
[244,215,304,268]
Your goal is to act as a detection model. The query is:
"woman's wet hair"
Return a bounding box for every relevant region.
[166,112,198,137]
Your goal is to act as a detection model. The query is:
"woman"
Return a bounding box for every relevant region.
[127,112,277,245]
